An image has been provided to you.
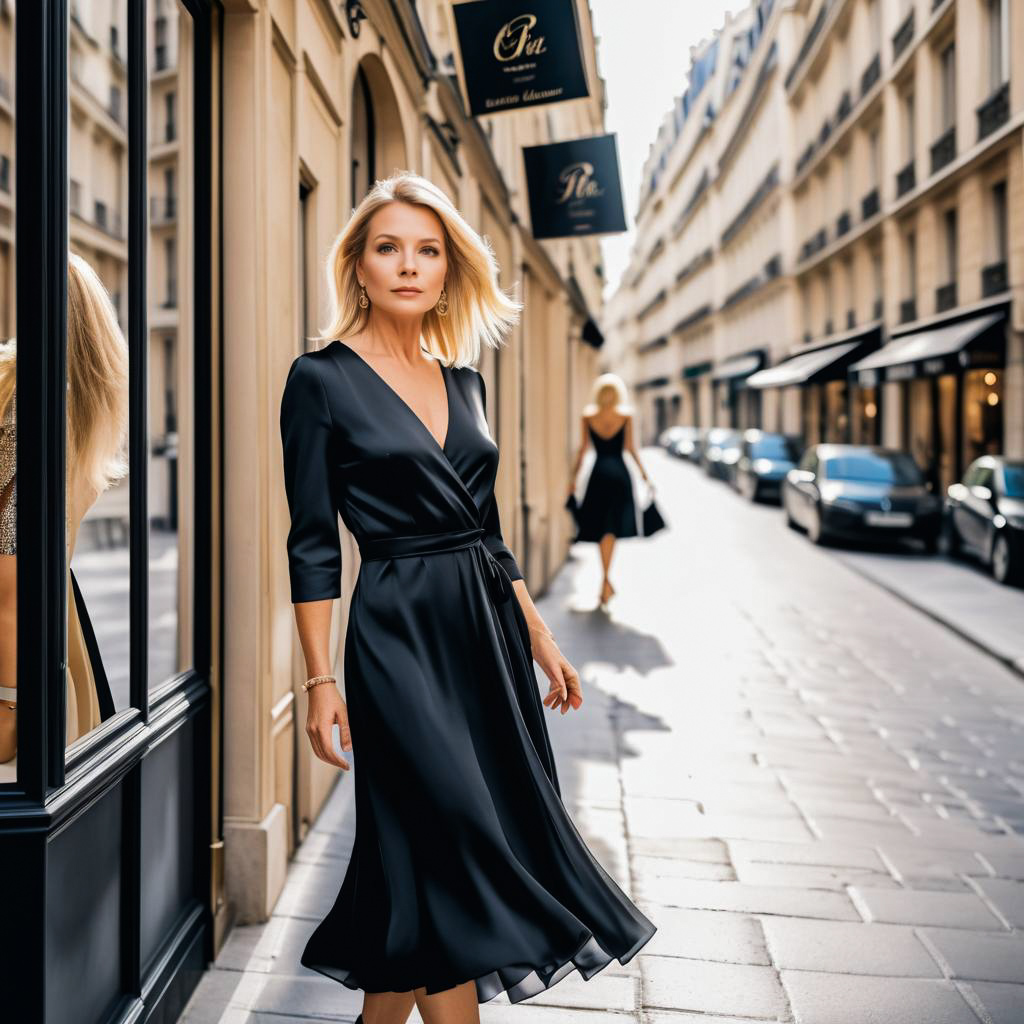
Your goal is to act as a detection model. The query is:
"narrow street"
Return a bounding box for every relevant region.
[184,447,1024,1024]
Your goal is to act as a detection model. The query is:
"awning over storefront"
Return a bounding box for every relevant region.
[711,351,765,381]
[681,360,713,379]
[582,317,605,348]
[849,310,1006,386]
[747,341,860,389]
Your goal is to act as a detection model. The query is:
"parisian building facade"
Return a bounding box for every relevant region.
[614,0,1023,500]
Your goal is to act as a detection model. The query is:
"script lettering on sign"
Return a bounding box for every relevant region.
[556,162,605,203]
[493,14,548,63]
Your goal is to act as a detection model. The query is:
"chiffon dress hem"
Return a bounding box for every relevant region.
[280,341,656,1005]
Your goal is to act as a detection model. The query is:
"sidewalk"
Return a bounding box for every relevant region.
[833,548,1024,676]
[182,449,1024,1024]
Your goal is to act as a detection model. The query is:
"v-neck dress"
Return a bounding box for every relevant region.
[573,420,639,542]
[279,340,656,1003]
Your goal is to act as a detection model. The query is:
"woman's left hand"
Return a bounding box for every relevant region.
[531,634,583,714]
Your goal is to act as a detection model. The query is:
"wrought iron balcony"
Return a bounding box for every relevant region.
[896,161,916,198]
[861,188,880,220]
[981,260,1008,297]
[935,282,957,313]
[836,210,851,237]
[860,54,880,98]
[930,126,955,175]
[977,82,1010,142]
[892,9,915,61]
[836,89,852,124]
[899,298,917,323]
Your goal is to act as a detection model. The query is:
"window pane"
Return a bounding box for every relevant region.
[0,2,15,784]
[148,0,193,690]
[67,0,132,752]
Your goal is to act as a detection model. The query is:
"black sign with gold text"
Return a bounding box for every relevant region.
[452,0,590,117]
[522,134,627,239]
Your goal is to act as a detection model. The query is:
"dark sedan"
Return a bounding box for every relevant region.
[945,456,1024,585]
[733,430,803,502]
[783,445,943,550]
[702,427,742,481]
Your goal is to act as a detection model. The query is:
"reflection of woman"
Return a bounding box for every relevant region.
[567,373,652,608]
[0,253,128,765]
[281,171,655,1023]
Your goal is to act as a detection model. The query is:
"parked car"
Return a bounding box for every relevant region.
[733,430,803,502]
[944,456,1024,585]
[668,426,701,461]
[658,425,689,450]
[783,444,943,550]
[702,427,742,481]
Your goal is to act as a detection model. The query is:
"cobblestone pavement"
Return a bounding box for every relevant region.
[182,448,1024,1024]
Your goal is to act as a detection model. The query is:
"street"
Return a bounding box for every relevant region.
[183,447,1024,1024]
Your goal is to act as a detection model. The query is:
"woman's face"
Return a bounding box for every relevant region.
[357,201,448,320]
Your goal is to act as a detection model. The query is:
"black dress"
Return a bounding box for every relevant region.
[573,421,639,542]
[279,341,656,1004]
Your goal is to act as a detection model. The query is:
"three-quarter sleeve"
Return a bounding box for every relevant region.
[477,371,524,583]
[280,356,342,603]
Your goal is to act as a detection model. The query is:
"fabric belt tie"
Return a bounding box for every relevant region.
[358,527,513,605]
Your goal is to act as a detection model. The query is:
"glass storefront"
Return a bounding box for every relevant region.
[851,384,881,444]
[963,366,1003,467]
[3,3,215,1020]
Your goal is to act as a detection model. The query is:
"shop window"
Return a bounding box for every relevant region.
[853,386,880,445]
[963,367,1003,466]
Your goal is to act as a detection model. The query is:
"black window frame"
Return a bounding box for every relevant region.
[8,0,214,800]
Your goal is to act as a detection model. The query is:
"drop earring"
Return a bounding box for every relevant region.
[358,284,369,309]
[436,287,449,317]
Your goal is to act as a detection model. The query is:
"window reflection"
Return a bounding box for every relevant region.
[148,0,192,689]
[0,0,15,783]
[67,0,131,752]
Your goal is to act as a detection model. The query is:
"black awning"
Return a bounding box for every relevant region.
[747,325,880,389]
[711,350,765,381]
[582,317,604,348]
[849,310,1006,385]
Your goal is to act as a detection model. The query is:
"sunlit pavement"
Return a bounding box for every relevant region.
[182,448,1024,1024]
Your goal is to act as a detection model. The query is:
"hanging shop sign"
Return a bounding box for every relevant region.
[452,0,590,116]
[522,134,627,239]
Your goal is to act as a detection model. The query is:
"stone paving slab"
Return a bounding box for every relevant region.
[759,917,942,976]
[643,955,790,1018]
[779,971,982,1024]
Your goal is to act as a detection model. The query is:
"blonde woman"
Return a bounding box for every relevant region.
[567,373,652,607]
[0,253,128,766]
[280,172,655,1024]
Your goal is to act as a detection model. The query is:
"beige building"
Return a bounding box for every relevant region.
[217,0,610,938]
[611,0,1023,494]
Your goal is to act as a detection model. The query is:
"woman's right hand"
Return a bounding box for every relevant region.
[305,685,353,770]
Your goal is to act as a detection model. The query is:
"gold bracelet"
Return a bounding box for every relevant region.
[301,673,336,693]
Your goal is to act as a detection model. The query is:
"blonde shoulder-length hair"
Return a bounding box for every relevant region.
[0,254,129,497]
[315,171,522,368]
[583,372,633,417]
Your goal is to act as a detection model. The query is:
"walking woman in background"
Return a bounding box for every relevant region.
[567,373,652,608]
[280,171,655,1024]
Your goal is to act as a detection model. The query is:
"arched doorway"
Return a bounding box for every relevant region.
[350,56,407,209]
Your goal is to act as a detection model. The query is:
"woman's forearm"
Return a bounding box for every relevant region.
[511,579,552,637]
[293,599,335,678]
